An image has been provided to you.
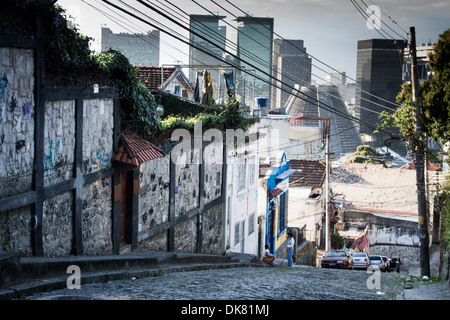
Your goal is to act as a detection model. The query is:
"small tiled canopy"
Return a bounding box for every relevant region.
[113,134,164,166]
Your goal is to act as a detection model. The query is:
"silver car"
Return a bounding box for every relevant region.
[369,255,386,272]
[352,252,371,270]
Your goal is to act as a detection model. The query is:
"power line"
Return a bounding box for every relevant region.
[359,0,408,41]
[100,0,395,136]
[195,0,399,115]
[366,0,409,36]
[135,0,396,134]
[224,0,403,109]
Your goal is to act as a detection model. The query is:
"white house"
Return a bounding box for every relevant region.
[136,66,195,100]
[224,128,260,255]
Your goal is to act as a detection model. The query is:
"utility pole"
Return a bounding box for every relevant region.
[325,121,331,252]
[298,114,331,251]
[410,26,430,277]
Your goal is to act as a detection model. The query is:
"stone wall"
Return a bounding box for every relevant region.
[82,178,113,255]
[175,163,200,218]
[0,206,32,256]
[138,155,170,234]
[1,44,226,257]
[1,84,116,257]
[201,203,224,255]
[0,48,35,256]
[42,192,73,257]
[0,48,35,198]
[82,99,114,175]
[136,144,225,254]
[43,100,75,186]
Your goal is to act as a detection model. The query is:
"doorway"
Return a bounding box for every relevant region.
[119,172,129,245]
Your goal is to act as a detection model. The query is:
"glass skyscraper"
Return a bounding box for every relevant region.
[355,39,407,137]
[189,15,227,82]
[272,39,312,108]
[236,16,274,108]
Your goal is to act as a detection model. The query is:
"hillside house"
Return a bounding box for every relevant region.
[288,159,326,247]
[136,66,195,100]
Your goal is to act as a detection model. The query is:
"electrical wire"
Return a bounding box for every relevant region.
[101,0,396,136]
[224,0,404,109]
[189,0,400,115]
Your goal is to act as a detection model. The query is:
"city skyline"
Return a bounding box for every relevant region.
[57,0,449,83]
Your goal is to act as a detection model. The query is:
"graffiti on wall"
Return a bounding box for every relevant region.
[44,138,69,183]
[0,75,7,99]
[93,152,111,170]
[22,101,34,118]
[0,75,7,123]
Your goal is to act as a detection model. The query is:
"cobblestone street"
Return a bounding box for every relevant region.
[25,265,404,300]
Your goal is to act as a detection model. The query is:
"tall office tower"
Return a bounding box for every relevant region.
[189,14,227,86]
[355,39,407,137]
[101,27,160,67]
[236,16,274,108]
[272,39,312,108]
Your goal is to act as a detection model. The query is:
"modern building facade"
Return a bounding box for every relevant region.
[355,39,407,137]
[236,16,274,108]
[403,42,435,84]
[189,15,227,81]
[101,27,160,67]
[272,39,312,108]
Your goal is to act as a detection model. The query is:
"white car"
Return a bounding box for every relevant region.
[369,255,386,272]
[352,252,371,270]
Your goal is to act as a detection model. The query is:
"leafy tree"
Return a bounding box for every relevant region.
[421,29,450,144]
[93,49,159,137]
[331,233,345,250]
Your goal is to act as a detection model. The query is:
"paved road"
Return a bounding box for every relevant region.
[25,265,404,300]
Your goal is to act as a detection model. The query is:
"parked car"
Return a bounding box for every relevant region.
[369,255,386,272]
[381,256,390,272]
[352,252,371,270]
[321,250,354,269]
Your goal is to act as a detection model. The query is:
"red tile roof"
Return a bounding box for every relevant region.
[288,159,326,187]
[400,161,440,171]
[346,206,417,216]
[135,66,177,93]
[269,188,283,197]
[113,134,164,166]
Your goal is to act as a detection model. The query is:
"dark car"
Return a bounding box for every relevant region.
[321,250,354,269]
[389,257,402,273]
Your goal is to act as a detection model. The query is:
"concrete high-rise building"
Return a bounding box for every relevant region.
[327,71,346,86]
[403,42,435,84]
[236,16,274,108]
[101,27,160,67]
[272,39,311,108]
[355,39,407,137]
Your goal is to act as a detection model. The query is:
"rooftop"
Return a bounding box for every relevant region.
[113,134,164,166]
[289,159,326,187]
[135,66,177,93]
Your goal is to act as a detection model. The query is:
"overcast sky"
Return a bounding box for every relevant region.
[56,0,449,82]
